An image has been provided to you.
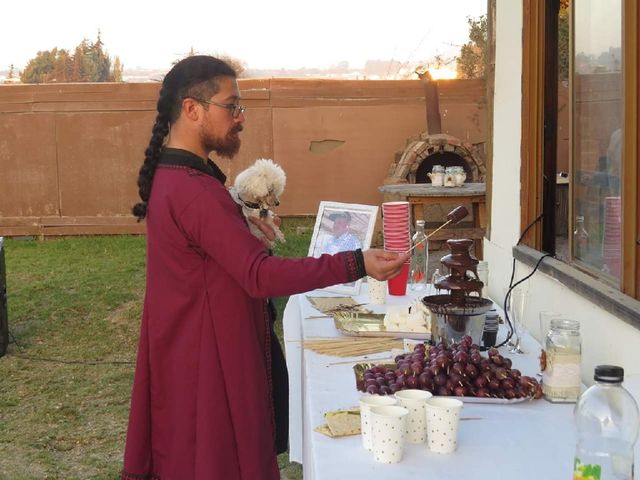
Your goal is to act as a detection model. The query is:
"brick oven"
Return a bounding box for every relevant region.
[384,132,486,186]
[379,72,487,257]
[384,71,486,186]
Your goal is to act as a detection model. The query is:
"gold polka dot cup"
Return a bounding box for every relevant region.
[369,405,409,464]
[425,397,463,454]
[359,395,397,451]
[367,277,387,305]
[394,389,432,443]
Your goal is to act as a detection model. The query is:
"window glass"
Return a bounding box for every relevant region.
[572,0,623,282]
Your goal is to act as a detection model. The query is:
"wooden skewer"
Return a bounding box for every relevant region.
[404,219,453,254]
[303,338,403,357]
[327,357,395,366]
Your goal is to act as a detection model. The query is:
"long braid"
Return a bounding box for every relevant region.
[132,89,171,220]
[132,55,237,220]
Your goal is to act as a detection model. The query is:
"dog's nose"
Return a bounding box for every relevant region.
[274,199,280,207]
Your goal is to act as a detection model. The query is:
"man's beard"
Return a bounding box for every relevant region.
[201,124,243,159]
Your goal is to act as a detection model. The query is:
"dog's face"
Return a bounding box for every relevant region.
[234,159,286,214]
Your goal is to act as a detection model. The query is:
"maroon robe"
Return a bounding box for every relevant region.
[122,149,362,480]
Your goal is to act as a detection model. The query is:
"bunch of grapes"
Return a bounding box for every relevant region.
[360,335,542,399]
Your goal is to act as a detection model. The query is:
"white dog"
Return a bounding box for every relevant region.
[230,158,287,247]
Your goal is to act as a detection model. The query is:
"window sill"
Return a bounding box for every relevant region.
[512,245,640,330]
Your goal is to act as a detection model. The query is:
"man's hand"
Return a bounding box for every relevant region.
[248,215,281,248]
[362,249,410,280]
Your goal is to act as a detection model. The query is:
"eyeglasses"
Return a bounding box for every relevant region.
[184,97,246,118]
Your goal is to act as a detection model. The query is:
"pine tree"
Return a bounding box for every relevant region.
[111,56,123,82]
[21,33,118,83]
[456,15,488,79]
[8,64,15,79]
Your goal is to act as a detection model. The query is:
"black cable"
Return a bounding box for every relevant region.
[495,212,547,349]
[5,329,134,366]
[11,353,134,366]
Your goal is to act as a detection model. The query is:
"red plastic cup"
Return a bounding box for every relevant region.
[388,263,409,296]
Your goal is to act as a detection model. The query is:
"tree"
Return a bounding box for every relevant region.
[216,53,246,77]
[20,33,117,83]
[7,64,15,79]
[456,15,488,79]
[174,48,247,77]
[112,56,124,82]
[558,0,569,80]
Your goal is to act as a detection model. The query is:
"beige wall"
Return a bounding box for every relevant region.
[0,78,486,236]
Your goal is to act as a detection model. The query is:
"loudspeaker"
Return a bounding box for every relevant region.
[0,238,7,357]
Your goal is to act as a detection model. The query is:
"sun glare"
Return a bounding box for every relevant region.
[429,67,458,80]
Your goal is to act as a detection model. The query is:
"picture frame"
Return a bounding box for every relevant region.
[308,201,379,295]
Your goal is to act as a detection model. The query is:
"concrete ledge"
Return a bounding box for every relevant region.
[513,245,640,330]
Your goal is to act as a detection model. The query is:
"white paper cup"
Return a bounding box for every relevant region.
[368,277,387,305]
[394,389,432,444]
[370,405,409,463]
[425,397,463,454]
[359,395,397,451]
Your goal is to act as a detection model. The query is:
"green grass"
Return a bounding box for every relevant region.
[0,218,313,479]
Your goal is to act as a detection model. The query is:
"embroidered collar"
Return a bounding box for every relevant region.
[158,148,227,184]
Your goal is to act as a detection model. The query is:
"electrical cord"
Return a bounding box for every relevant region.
[6,327,134,366]
[495,213,550,349]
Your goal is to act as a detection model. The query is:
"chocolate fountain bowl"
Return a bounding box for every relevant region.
[422,295,493,346]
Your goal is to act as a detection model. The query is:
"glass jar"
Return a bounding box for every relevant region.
[542,318,582,403]
[452,166,466,186]
[428,165,445,186]
[443,167,456,187]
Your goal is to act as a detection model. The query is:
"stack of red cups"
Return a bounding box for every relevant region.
[381,201,411,295]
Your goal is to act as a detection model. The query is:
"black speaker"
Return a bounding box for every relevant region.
[0,238,7,357]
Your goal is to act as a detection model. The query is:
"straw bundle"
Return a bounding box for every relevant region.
[303,337,403,357]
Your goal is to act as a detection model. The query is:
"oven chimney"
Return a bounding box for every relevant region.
[420,70,442,135]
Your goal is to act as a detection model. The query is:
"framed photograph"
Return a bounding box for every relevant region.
[308,201,379,295]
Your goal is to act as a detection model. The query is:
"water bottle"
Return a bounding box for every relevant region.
[573,365,639,480]
[409,220,428,291]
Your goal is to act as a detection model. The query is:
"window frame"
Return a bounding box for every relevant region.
[520,0,639,301]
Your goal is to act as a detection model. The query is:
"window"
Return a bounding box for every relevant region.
[521,0,639,299]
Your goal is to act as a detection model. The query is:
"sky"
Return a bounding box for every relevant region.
[1,0,487,73]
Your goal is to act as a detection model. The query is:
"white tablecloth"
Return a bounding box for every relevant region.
[283,284,639,480]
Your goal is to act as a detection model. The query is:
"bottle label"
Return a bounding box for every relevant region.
[573,457,602,480]
[542,351,581,400]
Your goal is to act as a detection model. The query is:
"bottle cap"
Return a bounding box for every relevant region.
[594,365,624,383]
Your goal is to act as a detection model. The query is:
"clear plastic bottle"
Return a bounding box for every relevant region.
[573,365,639,480]
[574,215,589,260]
[409,220,428,291]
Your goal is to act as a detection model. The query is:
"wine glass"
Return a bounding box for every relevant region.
[508,287,529,354]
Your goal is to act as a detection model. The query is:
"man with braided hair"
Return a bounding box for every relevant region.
[122,55,408,480]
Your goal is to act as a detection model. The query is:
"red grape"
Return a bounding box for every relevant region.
[366,385,379,394]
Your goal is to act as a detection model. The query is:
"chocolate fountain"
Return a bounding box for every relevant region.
[422,238,493,346]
